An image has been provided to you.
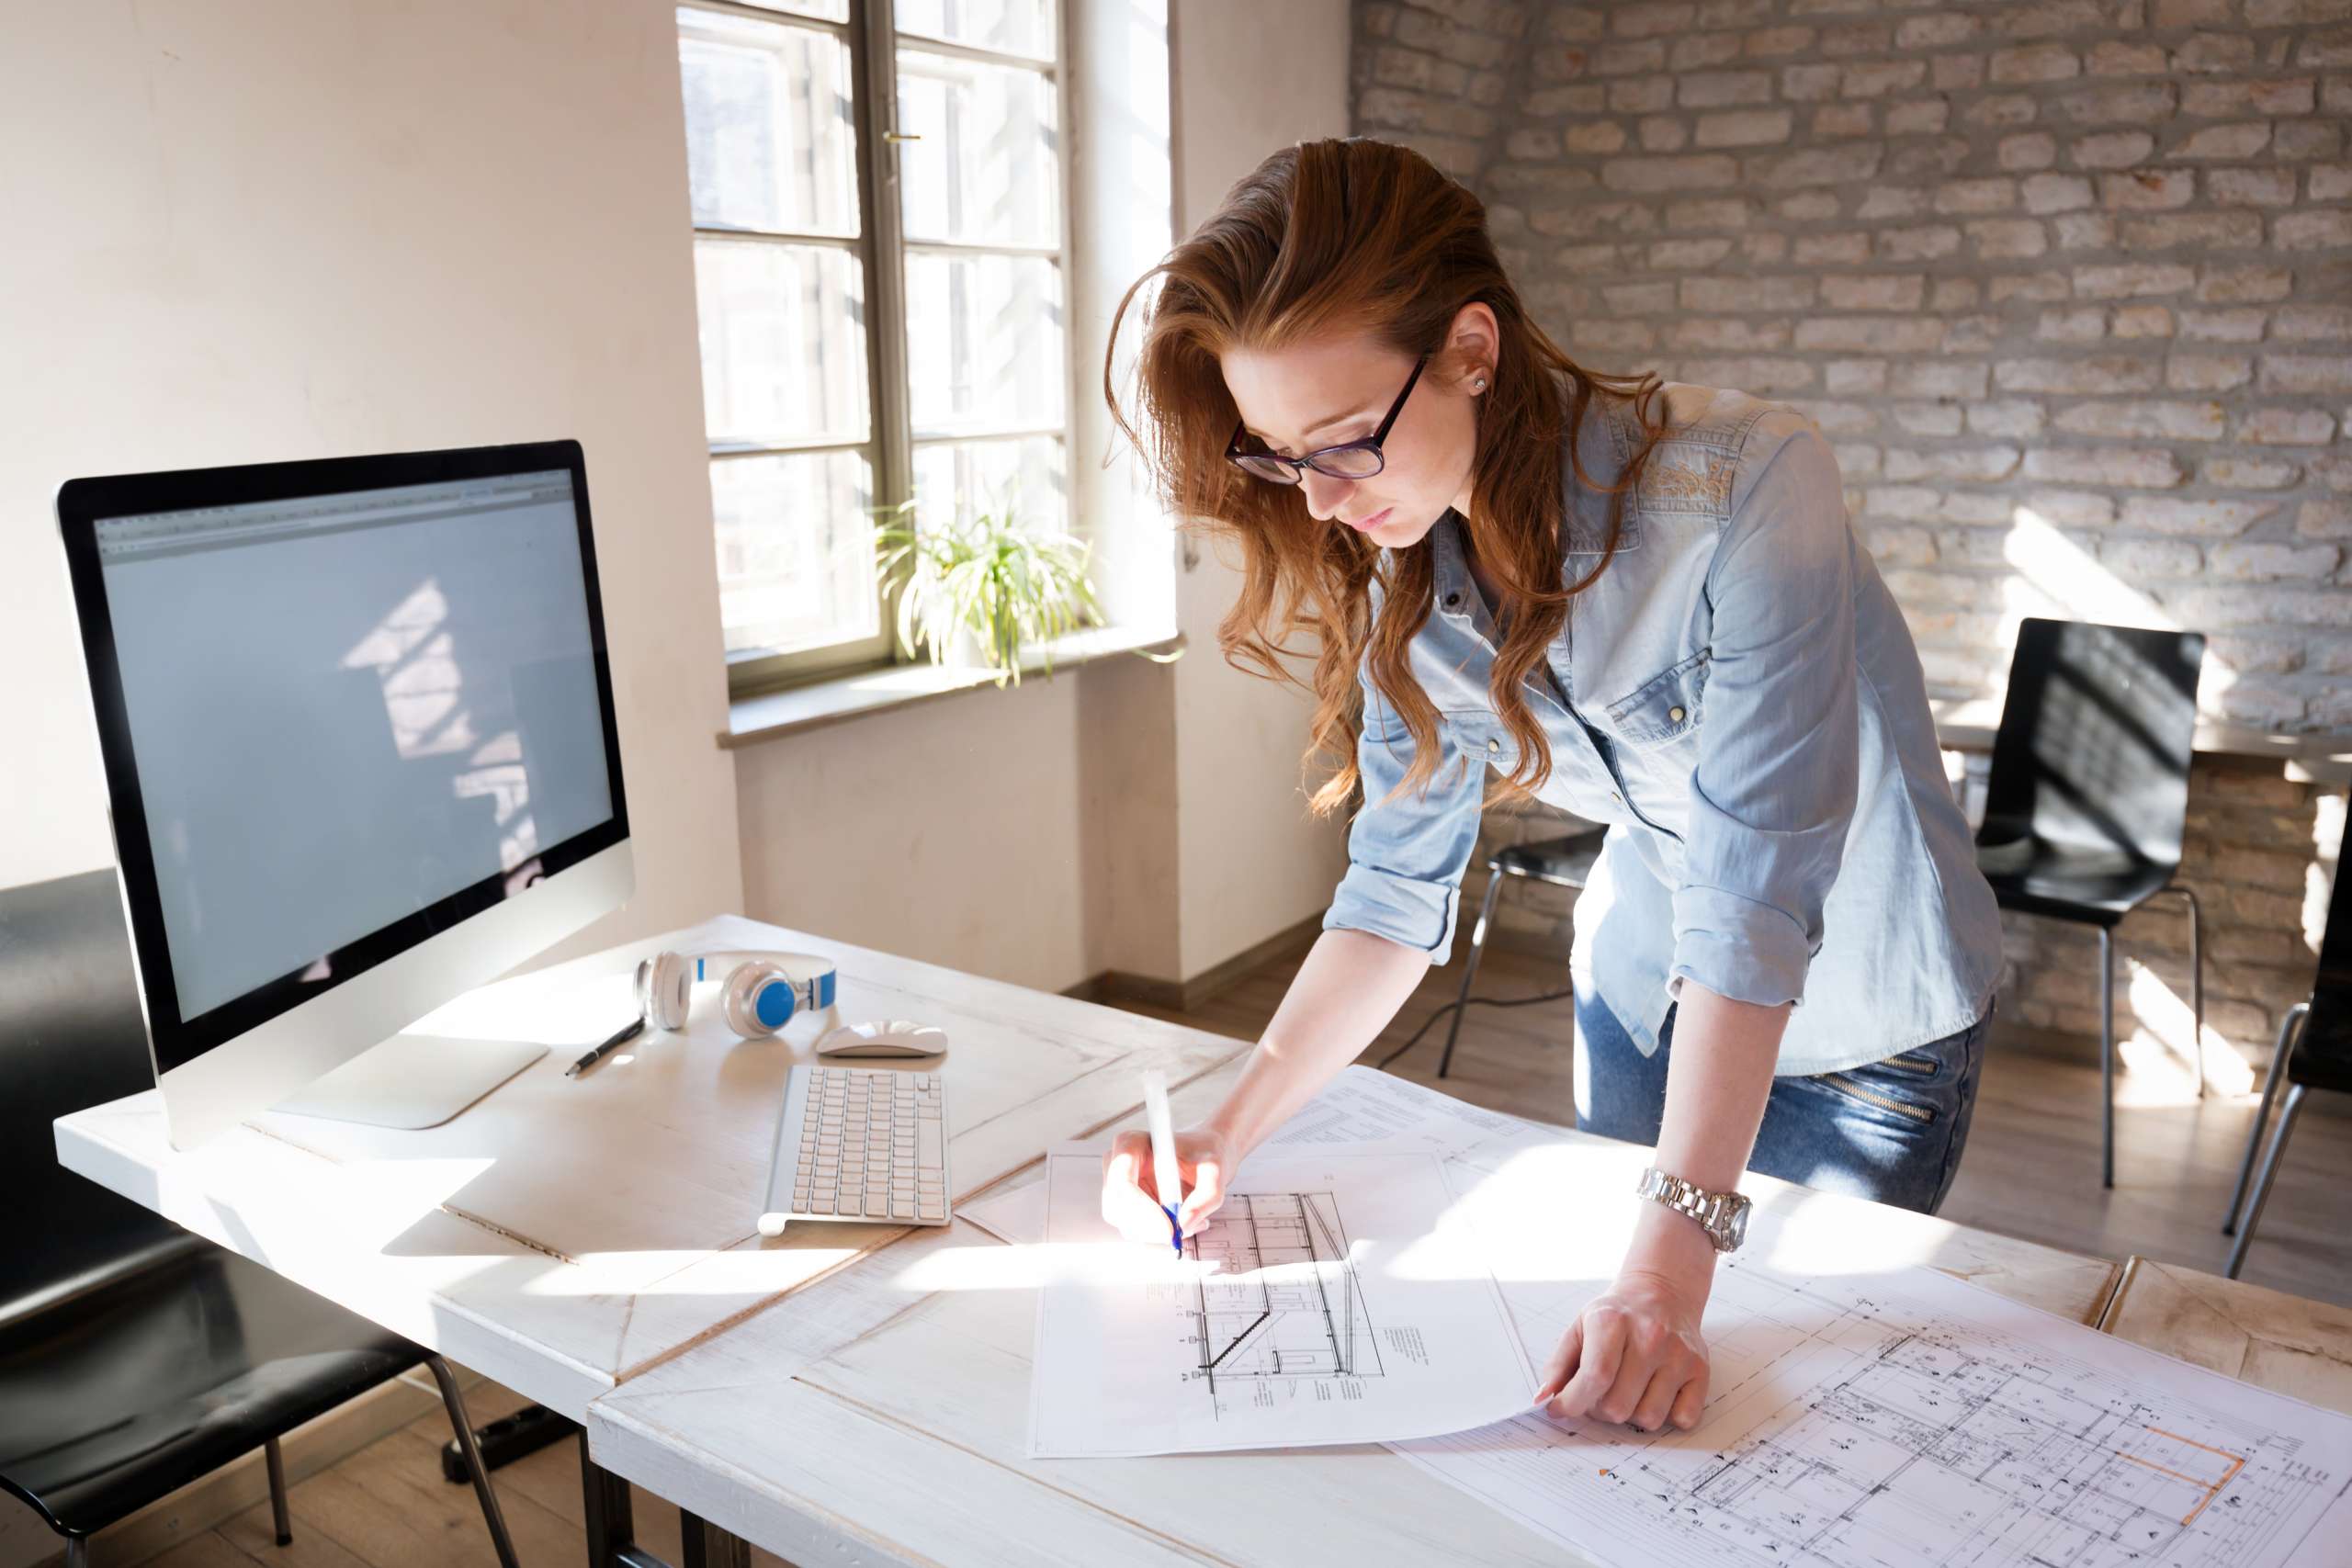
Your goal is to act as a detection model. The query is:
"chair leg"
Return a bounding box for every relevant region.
[2099,926,2116,1190]
[2224,1001,2307,1235]
[2224,1084,2308,1280]
[1436,870,1505,1081]
[64,1539,88,1568]
[2166,884,2205,1099]
[426,1356,521,1568]
[264,1435,291,1546]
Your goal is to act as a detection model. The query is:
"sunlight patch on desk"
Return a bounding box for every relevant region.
[1388,1143,1634,1285]
[888,1239,1248,1292]
[335,1154,503,1234]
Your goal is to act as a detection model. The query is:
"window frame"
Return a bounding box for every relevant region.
[680,0,1080,698]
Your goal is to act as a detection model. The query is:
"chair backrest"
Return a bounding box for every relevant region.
[0,868,189,1322]
[2301,830,2352,1070]
[1978,618,2205,871]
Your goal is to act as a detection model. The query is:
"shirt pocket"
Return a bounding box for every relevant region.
[1603,647,1710,746]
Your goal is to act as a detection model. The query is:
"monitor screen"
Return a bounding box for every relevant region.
[61,443,628,1074]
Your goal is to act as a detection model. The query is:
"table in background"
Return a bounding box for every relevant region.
[2100,1255,2352,1417]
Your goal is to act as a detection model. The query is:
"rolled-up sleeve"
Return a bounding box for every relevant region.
[1668,413,1860,1010]
[1323,666,1486,963]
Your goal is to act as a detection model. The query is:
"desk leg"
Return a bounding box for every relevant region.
[581,1433,667,1568]
[582,1433,632,1568]
[581,1434,758,1568]
[683,1511,752,1568]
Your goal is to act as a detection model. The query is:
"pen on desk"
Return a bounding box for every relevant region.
[564,1014,646,1078]
[1142,1069,1184,1258]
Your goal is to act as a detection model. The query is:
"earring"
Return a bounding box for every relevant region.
[1473,375,1487,391]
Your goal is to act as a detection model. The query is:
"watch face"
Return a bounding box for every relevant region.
[1726,1203,1749,1249]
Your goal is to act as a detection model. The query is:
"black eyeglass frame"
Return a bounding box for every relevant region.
[1224,352,1431,485]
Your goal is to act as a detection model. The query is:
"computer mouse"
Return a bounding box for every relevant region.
[816,1019,949,1058]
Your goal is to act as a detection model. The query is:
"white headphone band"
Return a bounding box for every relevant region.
[687,950,836,1009]
[638,947,838,1033]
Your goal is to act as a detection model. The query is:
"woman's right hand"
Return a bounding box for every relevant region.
[1100,1124,1233,1247]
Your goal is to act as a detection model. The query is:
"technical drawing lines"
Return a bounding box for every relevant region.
[1188,1191,1384,1404]
[1398,1260,2349,1568]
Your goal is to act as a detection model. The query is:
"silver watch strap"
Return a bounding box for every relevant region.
[1634,1166,1748,1253]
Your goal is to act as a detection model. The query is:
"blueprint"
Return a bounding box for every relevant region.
[1396,1257,2352,1568]
[1028,1145,1536,1458]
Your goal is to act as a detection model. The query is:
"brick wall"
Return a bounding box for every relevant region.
[1350,0,2350,1081]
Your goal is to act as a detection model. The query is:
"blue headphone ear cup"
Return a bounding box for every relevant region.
[719,962,793,1038]
[639,951,692,1031]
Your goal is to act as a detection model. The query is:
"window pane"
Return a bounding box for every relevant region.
[911,436,1068,539]
[711,451,878,656]
[695,240,870,448]
[897,0,1056,62]
[679,8,859,236]
[905,254,1064,437]
[896,50,1059,247]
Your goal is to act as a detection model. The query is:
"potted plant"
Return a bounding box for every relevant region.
[872,486,1103,687]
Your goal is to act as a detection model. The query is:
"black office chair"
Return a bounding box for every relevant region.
[1435,828,1605,1079]
[0,870,519,1568]
[1973,618,2208,1190]
[2221,846,2348,1280]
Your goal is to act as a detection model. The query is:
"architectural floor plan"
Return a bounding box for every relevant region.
[1188,1191,1385,1404]
[1399,1259,2352,1568]
[1029,1147,1533,1457]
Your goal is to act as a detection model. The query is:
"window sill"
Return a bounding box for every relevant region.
[721,625,1185,750]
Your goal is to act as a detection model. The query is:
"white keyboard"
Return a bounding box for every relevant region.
[758,1065,950,1233]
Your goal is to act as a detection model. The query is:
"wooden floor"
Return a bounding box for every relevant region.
[118,942,2347,1568]
[130,1376,790,1568]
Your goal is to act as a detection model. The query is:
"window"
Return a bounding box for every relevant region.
[677,0,1072,693]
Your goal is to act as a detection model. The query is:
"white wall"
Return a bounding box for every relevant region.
[0,3,743,962]
[1168,0,1356,977]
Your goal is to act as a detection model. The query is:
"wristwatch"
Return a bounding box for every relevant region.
[1634,1167,1751,1254]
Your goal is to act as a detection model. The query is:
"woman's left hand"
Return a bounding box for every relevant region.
[1532,1259,1712,1432]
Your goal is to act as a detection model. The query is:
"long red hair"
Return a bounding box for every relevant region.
[1104,136,1668,812]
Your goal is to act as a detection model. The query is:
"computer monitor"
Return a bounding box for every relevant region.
[58,440,635,1149]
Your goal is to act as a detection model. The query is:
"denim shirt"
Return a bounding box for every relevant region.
[1322,382,2005,1077]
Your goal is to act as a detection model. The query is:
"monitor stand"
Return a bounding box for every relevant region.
[270,1033,548,1130]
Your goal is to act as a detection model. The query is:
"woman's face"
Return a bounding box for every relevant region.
[1221,307,1494,550]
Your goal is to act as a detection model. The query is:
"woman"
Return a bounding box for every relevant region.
[1096,138,2004,1436]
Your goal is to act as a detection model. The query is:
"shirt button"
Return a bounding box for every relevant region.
[1487,738,1500,754]
[1668,705,1686,723]
[1443,592,1462,609]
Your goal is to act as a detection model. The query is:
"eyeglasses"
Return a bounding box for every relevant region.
[1225,353,1430,485]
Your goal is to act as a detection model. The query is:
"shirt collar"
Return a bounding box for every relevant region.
[1427,391,1639,625]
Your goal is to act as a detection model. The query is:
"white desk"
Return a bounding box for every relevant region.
[52,915,1248,1426]
[584,1055,2123,1568]
[57,916,2124,1568]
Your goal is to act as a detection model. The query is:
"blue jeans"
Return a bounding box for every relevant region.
[1571,990,1992,1215]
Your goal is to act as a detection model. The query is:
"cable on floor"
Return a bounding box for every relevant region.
[1374,985,1577,1072]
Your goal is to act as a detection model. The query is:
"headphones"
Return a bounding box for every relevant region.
[633,949,838,1040]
